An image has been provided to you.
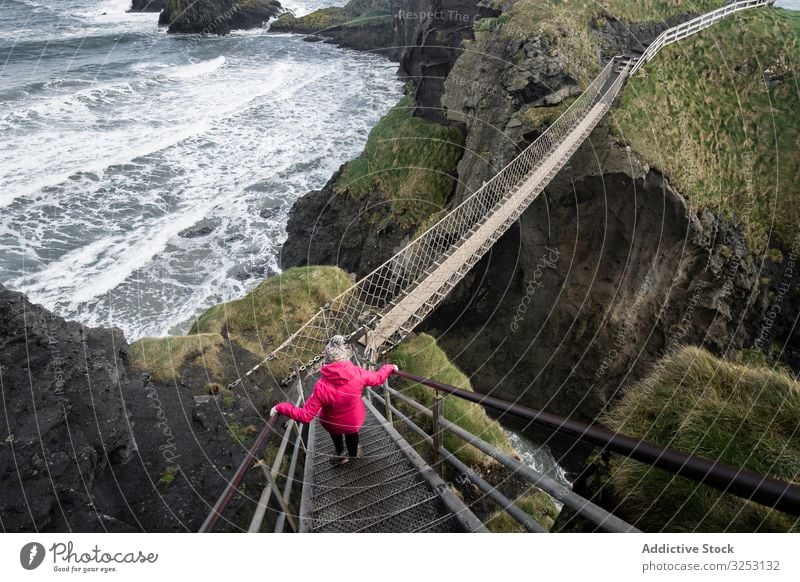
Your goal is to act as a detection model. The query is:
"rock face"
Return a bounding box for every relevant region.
[269,0,396,58]
[422,130,767,424]
[394,0,499,123]
[129,0,166,12]
[0,285,285,532]
[159,0,283,34]
[280,165,419,277]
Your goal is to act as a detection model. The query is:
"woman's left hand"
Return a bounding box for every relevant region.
[270,406,278,417]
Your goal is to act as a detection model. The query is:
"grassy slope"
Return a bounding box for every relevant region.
[611,8,800,249]
[603,346,800,532]
[269,0,391,32]
[130,266,352,381]
[190,266,352,378]
[390,334,513,464]
[476,1,727,84]
[390,333,559,530]
[334,95,465,229]
[129,333,226,383]
[485,489,560,532]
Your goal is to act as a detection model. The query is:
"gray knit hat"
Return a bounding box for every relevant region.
[323,335,349,364]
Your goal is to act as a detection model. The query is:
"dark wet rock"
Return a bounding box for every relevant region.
[0,285,291,532]
[179,220,216,238]
[232,262,277,281]
[129,0,166,12]
[394,0,499,123]
[269,0,396,58]
[160,0,284,35]
[280,165,414,277]
[258,207,281,220]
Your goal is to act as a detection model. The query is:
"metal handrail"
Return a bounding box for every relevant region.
[369,383,638,532]
[199,415,279,533]
[392,370,800,516]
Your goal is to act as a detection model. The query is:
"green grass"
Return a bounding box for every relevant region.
[191,266,352,379]
[129,333,226,382]
[603,346,800,532]
[229,423,258,445]
[289,7,349,30]
[599,1,727,22]
[476,1,727,85]
[269,0,391,33]
[485,488,560,532]
[334,96,465,229]
[157,465,179,487]
[611,8,800,249]
[129,267,353,385]
[390,334,515,467]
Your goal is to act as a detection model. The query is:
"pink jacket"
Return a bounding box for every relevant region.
[274,361,394,435]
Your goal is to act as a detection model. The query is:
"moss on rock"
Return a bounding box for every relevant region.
[191,266,352,378]
[334,95,464,229]
[129,333,226,382]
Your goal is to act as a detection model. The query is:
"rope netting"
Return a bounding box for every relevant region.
[251,60,622,382]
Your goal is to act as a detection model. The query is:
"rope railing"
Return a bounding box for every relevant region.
[391,370,800,517]
[248,59,621,382]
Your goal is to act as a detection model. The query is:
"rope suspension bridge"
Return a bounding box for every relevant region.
[202,0,798,533]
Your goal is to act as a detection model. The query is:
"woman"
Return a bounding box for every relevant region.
[270,336,397,465]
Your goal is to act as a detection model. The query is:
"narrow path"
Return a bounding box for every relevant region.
[298,370,486,533]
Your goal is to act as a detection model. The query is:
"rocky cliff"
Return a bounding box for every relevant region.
[269,0,396,56]
[0,285,285,532]
[129,0,166,12]
[159,0,284,34]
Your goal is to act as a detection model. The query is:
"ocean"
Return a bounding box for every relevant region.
[0,0,403,340]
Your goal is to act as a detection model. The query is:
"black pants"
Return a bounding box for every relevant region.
[330,432,359,457]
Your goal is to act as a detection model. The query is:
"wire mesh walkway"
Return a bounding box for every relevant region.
[297,371,487,533]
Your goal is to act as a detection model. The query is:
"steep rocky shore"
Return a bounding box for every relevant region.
[269,0,396,56]
[129,0,166,12]
[0,285,284,532]
[4,0,797,532]
[159,0,284,34]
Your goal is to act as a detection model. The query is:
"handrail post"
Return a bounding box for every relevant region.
[431,390,444,476]
[383,380,393,423]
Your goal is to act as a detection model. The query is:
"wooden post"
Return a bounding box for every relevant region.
[431,390,443,476]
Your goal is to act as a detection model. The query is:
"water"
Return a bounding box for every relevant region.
[0,0,403,340]
[504,429,571,509]
[776,0,800,9]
